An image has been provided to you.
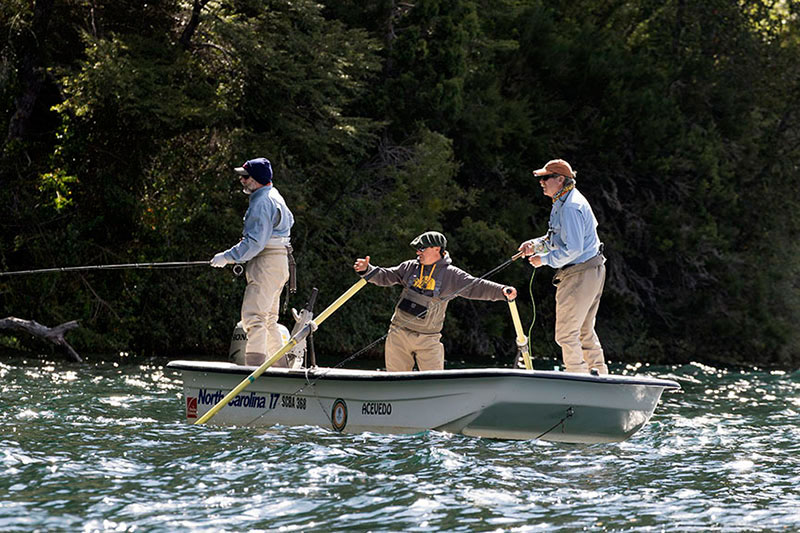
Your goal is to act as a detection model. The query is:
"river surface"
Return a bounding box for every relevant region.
[1,357,798,532]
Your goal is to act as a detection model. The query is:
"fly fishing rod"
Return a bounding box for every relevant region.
[0,261,212,277]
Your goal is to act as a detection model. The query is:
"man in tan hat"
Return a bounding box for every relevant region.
[518,159,608,374]
[354,231,517,372]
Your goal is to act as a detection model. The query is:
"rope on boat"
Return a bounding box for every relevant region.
[535,406,574,440]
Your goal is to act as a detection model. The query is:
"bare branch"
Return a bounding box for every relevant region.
[0,317,82,362]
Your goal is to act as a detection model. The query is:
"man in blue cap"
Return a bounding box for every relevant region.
[211,157,295,367]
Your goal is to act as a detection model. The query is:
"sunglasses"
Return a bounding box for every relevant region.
[538,173,561,181]
[415,246,429,252]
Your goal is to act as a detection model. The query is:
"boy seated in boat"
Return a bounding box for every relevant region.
[353,231,516,372]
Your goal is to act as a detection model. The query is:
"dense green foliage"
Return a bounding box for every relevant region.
[2,0,799,368]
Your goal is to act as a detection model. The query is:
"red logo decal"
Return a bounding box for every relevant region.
[186,396,198,418]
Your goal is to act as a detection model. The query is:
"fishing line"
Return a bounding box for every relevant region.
[527,267,537,359]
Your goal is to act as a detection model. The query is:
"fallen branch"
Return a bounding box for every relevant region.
[0,317,82,362]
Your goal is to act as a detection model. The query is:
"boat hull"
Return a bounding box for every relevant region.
[167,361,679,443]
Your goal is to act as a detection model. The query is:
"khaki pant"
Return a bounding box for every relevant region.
[242,248,289,366]
[554,256,608,374]
[385,325,444,372]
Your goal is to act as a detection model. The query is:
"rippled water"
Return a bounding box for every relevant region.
[1,357,798,532]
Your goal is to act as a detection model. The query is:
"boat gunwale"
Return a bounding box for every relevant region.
[166,360,681,390]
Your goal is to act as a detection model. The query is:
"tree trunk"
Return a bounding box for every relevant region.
[6,0,56,143]
[179,0,210,49]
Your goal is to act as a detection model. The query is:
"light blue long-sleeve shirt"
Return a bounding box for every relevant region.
[541,187,601,269]
[223,185,294,263]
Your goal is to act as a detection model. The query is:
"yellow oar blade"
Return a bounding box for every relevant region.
[507,299,533,370]
[194,277,370,425]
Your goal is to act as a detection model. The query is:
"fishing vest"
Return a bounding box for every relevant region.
[390,263,449,334]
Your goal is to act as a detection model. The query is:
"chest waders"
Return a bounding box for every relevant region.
[388,261,445,334]
[391,283,448,335]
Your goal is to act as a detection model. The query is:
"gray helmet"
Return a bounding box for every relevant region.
[410,231,447,251]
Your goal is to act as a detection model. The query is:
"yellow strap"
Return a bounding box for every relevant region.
[413,263,436,290]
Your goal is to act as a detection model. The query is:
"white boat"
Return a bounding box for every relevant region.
[169,287,679,443]
[167,360,679,443]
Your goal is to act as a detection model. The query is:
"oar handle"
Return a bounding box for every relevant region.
[507,299,533,370]
[194,276,372,425]
[314,278,367,326]
[313,268,378,327]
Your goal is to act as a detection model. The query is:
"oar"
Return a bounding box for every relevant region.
[506,250,533,370]
[507,297,533,370]
[194,272,375,425]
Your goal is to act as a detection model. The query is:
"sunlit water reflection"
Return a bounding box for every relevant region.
[1,358,798,532]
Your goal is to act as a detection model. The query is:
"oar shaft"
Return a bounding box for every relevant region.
[194,277,371,425]
[507,299,533,370]
[507,300,525,344]
[314,278,366,325]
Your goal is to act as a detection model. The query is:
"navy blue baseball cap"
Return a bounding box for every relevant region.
[234,157,273,185]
